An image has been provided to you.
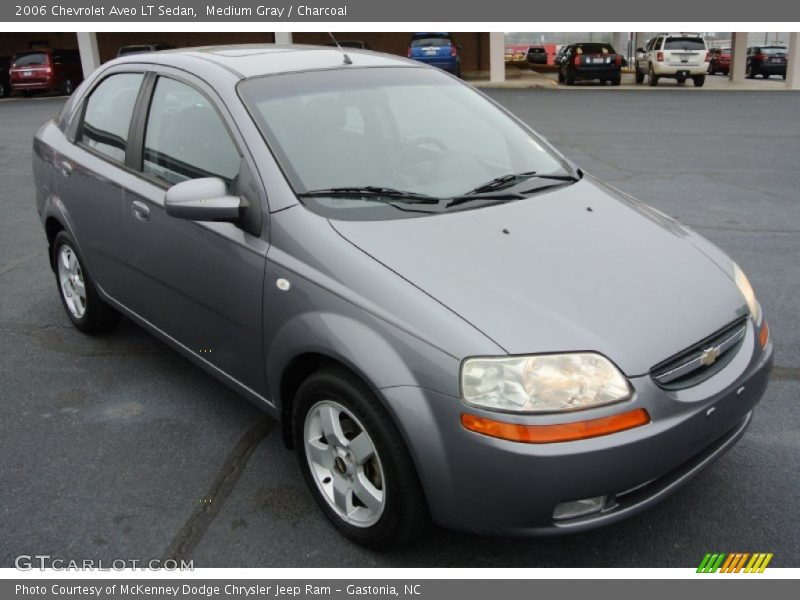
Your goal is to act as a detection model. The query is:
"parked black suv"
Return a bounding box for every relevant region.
[746,46,787,79]
[558,43,623,85]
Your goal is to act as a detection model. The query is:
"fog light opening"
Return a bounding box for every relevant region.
[553,495,607,521]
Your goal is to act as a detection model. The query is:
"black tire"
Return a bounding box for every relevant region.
[648,64,659,86]
[52,231,120,334]
[611,75,621,86]
[635,65,644,84]
[782,73,787,80]
[565,69,575,85]
[62,78,74,95]
[746,65,755,79]
[293,368,429,550]
[677,76,686,85]
[762,73,769,79]
[693,75,705,87]
[0,81,8,97]
[557,68,565,83]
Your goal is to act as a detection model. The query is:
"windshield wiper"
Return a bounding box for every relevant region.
[447,173,580,209]
[467,171,541,194]
[300,186,441,204]
[466,171,580,196]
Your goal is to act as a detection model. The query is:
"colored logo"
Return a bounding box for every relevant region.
[697,553,773,573]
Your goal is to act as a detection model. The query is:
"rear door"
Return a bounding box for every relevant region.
[54,70,145,298]
[121,70,269,397]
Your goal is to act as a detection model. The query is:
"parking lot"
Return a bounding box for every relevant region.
[1,89,799,568]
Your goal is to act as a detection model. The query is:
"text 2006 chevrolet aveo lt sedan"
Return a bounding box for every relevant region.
[33,45,773,549]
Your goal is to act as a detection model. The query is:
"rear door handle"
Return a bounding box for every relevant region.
[59,161,73,178]
[131,200,150,222]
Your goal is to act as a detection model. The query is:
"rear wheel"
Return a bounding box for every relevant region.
[565,69,575,85]
[693,75,706,87]
[648,64,659,86]
[635,64,644,84]
[557,68,565,83]
[746,65,755,79]
[62,78,74,95]
[53,231,120,334]
[293,368,429,549]
[0,81,8,97]
[676,76,686,85]
[611,75,621,86]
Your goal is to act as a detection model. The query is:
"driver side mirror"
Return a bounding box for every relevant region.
[165,177,241,221]
[636,47,645,54]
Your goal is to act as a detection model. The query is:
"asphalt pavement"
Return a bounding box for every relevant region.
[1,90,798,568]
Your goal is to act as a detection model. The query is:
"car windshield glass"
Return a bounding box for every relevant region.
[13,52,46,67]
[761,47,787,55]
[239,68,570,220]
[664,37,705,50]
[410,38,450,47]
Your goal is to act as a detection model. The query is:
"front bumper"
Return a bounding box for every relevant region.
[382,322,773,536]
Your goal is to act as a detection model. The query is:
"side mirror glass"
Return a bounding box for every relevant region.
[164,177,241,221]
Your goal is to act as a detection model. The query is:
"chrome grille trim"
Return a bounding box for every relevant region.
[651,318,748,388]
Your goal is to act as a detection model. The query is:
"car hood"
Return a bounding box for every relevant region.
[329,178,747,376]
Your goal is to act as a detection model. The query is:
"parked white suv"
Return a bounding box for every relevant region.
[635,33,710,87]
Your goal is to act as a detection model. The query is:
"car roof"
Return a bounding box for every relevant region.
[113,44,422,79]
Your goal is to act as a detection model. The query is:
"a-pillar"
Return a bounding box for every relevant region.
[76,32,100,78]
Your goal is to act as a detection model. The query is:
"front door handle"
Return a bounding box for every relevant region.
[59,160,73,178]
[131,200,150,222]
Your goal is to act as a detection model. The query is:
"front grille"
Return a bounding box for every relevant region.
[651,317,747,390]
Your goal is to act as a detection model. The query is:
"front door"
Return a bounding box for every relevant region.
[121,74,269,397]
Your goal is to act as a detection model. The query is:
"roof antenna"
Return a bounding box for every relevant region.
[328,32,352,65]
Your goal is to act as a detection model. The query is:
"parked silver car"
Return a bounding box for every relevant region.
[33,45,773,548]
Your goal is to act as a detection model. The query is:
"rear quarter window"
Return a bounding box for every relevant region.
[80,73,144,163]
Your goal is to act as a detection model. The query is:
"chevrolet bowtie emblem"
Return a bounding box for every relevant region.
[700,346,722,367]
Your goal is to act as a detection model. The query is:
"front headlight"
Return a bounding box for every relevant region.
[733,263,762,325]
[461,353,632,413]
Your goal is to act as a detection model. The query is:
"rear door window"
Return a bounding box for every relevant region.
[80,73,144,163]
[142,77,241,190]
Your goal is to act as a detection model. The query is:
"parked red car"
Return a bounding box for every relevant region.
[9,48,83,95]
[708,48,731,75]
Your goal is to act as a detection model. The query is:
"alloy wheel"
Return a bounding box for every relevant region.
[57,245,87,319]
[304,400,386,528]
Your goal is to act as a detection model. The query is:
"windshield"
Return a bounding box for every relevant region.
[12,52,46,67]
[239,68,570,220]
[664,37,705,50]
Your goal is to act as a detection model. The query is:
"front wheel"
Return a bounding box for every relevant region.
[53,231,120,334]
[635,64,644,83]
[294,368,429,549]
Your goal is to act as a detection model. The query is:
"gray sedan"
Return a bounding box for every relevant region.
[32,45,773,549]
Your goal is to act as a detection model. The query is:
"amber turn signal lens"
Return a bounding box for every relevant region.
[759,321,769,348]
[461,408,650,444]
